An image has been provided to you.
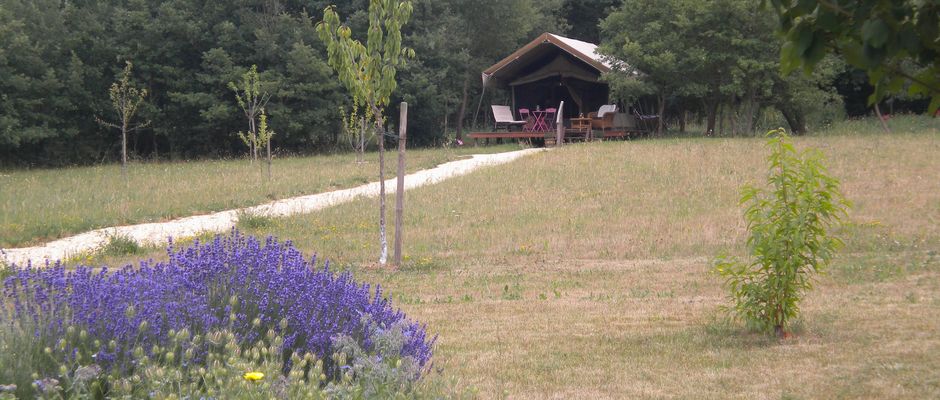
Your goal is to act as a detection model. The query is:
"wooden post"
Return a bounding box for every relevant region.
[556,101,564,146]
[393,102,407,266]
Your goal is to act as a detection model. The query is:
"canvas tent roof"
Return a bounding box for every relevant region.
[482,33,613,87]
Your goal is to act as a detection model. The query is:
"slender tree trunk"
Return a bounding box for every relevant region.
[358,116,365,163]
[456,77,470,140]
[718,103,724,136]
[121,121,128,181]
[249,111,257,163]
[729,95,737,137]
[656,92,665,136]
[874,103,892,134]
[679,108,686,133]
[375,114,388,265]
[394,102,407,266]
[152,131,159,160]
[266,139,272,181]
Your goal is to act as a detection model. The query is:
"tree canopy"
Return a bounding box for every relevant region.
[601,0,846,135]
[0,0,924,166]
[771,0,940,112]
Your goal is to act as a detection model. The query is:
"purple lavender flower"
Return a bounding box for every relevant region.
[1,231,435,378]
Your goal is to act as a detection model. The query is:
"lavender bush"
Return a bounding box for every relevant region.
[0,232,434,386]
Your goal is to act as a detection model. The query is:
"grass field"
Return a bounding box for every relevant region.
[11,117,940,398]
[0,145,516,247]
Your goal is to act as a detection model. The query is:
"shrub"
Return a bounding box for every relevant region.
[20,317,454,399]
[100,233,142,256]
[714,129,849,336]
[0,231,435,396]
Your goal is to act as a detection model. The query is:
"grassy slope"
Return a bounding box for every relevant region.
[232,126,937,399]
[38,118,940,398]
[0,145,517,247]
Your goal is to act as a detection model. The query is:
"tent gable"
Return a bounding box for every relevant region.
[482,33,613,86]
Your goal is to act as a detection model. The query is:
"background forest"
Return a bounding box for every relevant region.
[0,0,929,166]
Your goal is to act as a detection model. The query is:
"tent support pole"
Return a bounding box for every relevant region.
[471,84,487,129]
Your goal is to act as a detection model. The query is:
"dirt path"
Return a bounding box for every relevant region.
[2,148,546,266]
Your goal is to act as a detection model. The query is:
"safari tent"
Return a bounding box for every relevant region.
[481,32,613,119]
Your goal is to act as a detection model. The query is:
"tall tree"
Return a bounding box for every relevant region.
[557,0,619,43]
[318,0,413,266]
[601,0,841,135]
[601,0,704,135]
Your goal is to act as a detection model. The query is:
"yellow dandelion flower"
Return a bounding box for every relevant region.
[243,372,264,382]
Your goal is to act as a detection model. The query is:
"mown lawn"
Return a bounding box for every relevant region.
[0,145,517,248]
[30,118,940,398]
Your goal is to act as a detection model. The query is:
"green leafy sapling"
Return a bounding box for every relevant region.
[714,128,850,337]
[317,0,414,265]
[96,61,150,179]
[339,102,371,163]
[230,65,272,168]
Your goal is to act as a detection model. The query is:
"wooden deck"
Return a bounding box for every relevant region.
[467,131,550,139]
[468,129,634,144]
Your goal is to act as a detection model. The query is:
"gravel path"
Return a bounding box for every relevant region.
[2,148,546,266]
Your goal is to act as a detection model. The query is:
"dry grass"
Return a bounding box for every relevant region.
[58,119,940,398]
[239,131,939,266]
[0,145,517,247]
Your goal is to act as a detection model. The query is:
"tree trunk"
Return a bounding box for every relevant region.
[266,139,272,181]
[152,131,159,160]
[874,103,892,134]
[779,105,807,135]
[357,116,365,163]
[679,109,686,133]
[249,111,257,163]
[456,77,470,141]
[744,86,757,135]
[718,103,724,136]
[121,121,128,181]
[375,115,388,266]
[705,100,719,136]
[393,102,407,266]
[729,95,737,137]
[656,92,665,136]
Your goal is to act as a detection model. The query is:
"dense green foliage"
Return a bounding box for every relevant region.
[0,0,571,166]
[0,0,923,165]
[715,129,849,336]
[601,0,845,135]
[771,0,940,112]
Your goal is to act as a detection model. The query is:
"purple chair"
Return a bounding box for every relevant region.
[519,108,532,131]
[543,108,557,131]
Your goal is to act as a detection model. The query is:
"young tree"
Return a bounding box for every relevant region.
[257,109,275,181]
[97,61,150,178]
[229,65,272,166]
[318,0,413,266]
[339,103,370,163]
[714,129,849,337]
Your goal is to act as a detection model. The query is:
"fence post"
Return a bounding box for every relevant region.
[394,102,407,266]
[556,101,565,146]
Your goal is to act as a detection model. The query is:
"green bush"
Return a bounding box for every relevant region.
[714,128,849,336]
